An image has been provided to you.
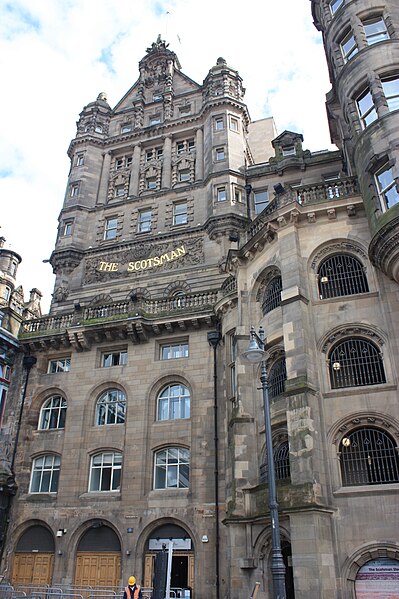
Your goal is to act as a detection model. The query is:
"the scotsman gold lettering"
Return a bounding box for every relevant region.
[99,261,119,272]
[106,245,186,274]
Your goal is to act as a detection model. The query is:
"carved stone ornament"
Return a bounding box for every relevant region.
[332,413,397,445]
[321,325,385,353]
[311,241,367,270]
[84,237,204,284]
[52,286,69,302]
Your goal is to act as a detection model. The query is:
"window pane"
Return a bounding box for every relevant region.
[382,78,399,112]
[364,17,389,44]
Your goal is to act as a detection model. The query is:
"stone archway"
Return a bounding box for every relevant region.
[143,523,194,597]
[12,525,55,585]
[74,522,121,588]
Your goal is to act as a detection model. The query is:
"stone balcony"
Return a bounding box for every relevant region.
[20,291,219,351]
[241,176,359,247]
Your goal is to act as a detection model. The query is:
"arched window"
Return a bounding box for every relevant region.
[260,440,290,482]
[39,396,67,430]
[318,253,369,299]
[29,455,60,493]
[157,384,190,421]
[96,389,126,425]
[329,337,386,388]
[262,276,282,315]
[339,427,399,486]
[154,447,190,489]
[268,358,287,400]
[89,452,122,492]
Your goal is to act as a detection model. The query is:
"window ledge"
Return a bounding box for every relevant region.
[79,491,121,501]
[333,483,399,497]
[323,383,397,398]
[149,488,189,498]
[312,291,379,305]
[25,493,57,503]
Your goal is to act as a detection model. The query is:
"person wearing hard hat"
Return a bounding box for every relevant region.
[123,576,142,599]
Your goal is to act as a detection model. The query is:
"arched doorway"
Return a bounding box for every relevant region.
[12,525,55,585]
[144,524,194,596]
[74,522,121,588]
[355,558,399,598]
[260,538,295,599]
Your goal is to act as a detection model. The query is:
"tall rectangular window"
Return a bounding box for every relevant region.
[104,218,118,240]
[173,201,188,225]
[363,17,389,45]
[229,117,239,131]
[217,187,227,202]
[216,148,225,161]
[356,89,377,128]
[76,154,84,166]
[375,164,399,210]
[215,117,224,130]
[63,221,73,236]
[138,209,152,233]
[340,31,358,62]
[254,190,269,214]
[382,77,399,113]
[227,332,237,398]
[70,183,79,197]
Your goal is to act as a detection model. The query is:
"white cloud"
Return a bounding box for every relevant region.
[0,0,334,312]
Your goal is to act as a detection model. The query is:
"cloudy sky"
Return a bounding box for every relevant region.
[0,0,334,312]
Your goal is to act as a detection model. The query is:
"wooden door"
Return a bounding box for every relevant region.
[75,552,121,588]
[12,553,54,585]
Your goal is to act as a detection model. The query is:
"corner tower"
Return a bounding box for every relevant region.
[311,0,399,281]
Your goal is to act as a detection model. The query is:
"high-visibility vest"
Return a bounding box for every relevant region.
[125,585,141,599]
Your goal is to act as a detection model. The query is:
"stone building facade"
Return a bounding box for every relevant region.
[1,1,399,597]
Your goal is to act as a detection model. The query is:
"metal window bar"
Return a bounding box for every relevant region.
[329,338,386,388]
[262,276,282,315]
[268,358,287,400]
[340,427,399,486]
[260,441,290,482]
[318,254,369,299]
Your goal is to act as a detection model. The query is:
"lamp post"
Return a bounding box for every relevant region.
[241,326,286,599]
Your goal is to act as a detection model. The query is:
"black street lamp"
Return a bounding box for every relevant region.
[241,326,286,599]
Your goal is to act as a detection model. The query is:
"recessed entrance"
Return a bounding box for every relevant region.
[12,525,54,585]
[74,523,121,588]
[144,524,194,597]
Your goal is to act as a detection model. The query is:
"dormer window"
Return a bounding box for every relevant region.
[147,177,157,190]
[179,105,191,116]
[153,93,162,102]
[282,146,296,156]
[121,124,132,134]
[114,185,125,198]
[95,124,103,133]
[179,170,190,182]
[149,115,161,126]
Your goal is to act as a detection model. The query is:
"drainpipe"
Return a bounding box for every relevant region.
[207,330,221,599]
[10,355,37,473]
[244,183,252,221]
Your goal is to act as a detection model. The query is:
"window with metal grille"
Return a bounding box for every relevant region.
[329,338,386,388]
[262,276,282,314]
[268,358,287,400]
[260,440,290,482]
[318,254,369,299]
[339,427,399,486]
